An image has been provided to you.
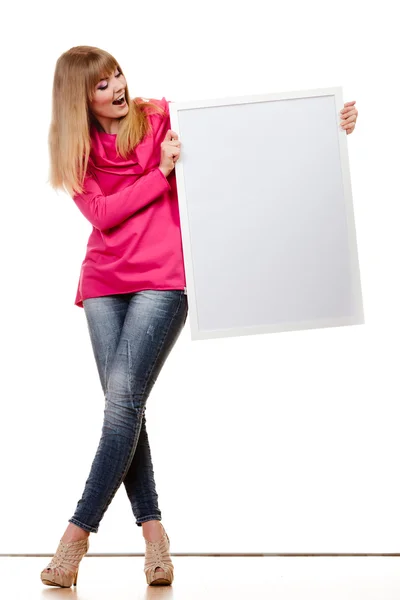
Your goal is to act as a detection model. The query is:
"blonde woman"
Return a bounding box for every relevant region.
[42,44,358,589]
[42,45,187,588]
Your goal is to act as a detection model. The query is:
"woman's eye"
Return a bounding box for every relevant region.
[98,72,122,91]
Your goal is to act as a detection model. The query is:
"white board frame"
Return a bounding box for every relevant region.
[169,87,364,341]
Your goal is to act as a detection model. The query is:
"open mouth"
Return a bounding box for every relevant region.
[112,93,126,106]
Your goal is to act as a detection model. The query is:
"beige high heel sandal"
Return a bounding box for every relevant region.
[144,523,174,586]
[40,536,89,587]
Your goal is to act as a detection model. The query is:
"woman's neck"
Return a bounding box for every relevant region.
[91,116,120,135]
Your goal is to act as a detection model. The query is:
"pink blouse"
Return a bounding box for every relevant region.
[72,97,186,308]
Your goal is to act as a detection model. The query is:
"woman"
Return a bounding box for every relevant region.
[41,44,358,589]
[41,45,186,588]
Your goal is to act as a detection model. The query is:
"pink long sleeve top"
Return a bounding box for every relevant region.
[72,97,186,308]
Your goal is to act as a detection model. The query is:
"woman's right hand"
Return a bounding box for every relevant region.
[159,129,181,177]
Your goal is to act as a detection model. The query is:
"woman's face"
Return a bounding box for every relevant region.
[89,65,129,132]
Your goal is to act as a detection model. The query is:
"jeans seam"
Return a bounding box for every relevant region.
[68,517,98,534]
[136,514,161,523]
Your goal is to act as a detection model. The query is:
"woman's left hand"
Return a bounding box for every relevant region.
[340,100,358,135]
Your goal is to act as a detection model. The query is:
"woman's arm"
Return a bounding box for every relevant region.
[72,167,170,231]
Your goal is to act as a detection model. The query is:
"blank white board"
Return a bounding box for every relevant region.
[169,87,364,341]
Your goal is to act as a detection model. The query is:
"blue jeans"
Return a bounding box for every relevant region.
[68,290,188,533]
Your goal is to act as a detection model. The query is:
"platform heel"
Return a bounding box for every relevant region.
[40,536,89,588]
[144,523,174,585]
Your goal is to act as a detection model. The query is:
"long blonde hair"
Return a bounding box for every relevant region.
[48,45,167,197]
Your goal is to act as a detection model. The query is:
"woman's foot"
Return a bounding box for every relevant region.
[41,534,89,587]
[41,523,90,587]
[143,521,174,585]
[61,522,90,544]
[142,520,163,542]
[142,521,169,576]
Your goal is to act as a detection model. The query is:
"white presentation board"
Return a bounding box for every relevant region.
[169,87,364,341]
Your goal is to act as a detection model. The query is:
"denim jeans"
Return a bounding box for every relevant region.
[68,289,188,533]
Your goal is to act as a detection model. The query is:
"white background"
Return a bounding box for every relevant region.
[1,0,399,555]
